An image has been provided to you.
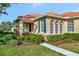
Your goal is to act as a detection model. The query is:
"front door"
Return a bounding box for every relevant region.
[29,24,31,32]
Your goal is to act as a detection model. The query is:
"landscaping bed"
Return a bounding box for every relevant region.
[0,32,63,56]
[0,32,44,46]
[48,33,79,53]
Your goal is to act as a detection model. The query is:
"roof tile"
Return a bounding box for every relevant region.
[17,12,79,19]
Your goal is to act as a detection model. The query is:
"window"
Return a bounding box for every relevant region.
[55,22,58,33]
[60,23,62,33]
[38,19,40,32]
[24,24,28,30]
[67,20,74,32]
[50,21,53,33]
[38,18,46,33]
[40,19,44,32]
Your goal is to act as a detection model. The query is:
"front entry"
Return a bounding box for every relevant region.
[29,24,31,32]
[23,23,33,33]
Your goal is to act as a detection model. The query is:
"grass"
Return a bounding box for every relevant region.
[0,32,63,56]
[0,45,63,56]
[58,43,79,53]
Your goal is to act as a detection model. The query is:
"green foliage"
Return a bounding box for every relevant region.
[0,3,11,15]
[1,21,12,32]
[48,34,63,42]
[8,39,17,47]
[58,43,79,53]
[23,34,44,44]
[48,33,79,43]
[0,34,4,37]
[16,36,24,45]
[0,45,63,56]
[0,37,6,45]
[0,40,5,45]
[63,33,79,42]
[0,33,13,45]
[4,34,13,41]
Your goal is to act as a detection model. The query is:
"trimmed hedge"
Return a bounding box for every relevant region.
[63,33,79,42]
[48,34,63,42]
[48,33,79,43]
[23,34,44,44]
[0,33,13,45]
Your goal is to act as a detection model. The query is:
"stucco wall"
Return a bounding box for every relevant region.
[34,21,38,34]
[34,17,65,35]
[74,19,79,33]
[34,17,79,35]
[18,17,79,35]
[19,20,23,35]
[63,20,67,33]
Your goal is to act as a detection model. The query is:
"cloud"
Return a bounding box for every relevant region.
[30,3,43,8]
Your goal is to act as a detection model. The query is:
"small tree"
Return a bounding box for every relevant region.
[0,3,11,15]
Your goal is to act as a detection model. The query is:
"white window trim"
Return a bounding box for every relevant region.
[40,20,44,33]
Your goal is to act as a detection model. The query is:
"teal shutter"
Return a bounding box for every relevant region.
[38,19,40,32]
[44,17,46,33]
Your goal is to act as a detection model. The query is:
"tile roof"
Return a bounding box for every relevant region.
[45,12,79,17]
[17,12,79,20]
[59,12,79,17]
[45,12,58,15]
[17,13,41,19]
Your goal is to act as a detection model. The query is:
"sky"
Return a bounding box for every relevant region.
[0,3,79,23]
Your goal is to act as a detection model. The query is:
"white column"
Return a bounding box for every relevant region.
[19,21,23,35]
[63,21,67,33]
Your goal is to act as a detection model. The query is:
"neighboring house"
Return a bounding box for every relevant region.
[13,12,79,35]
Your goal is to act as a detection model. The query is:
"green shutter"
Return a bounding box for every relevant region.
[44,17,46,33]
[38,19,40,32]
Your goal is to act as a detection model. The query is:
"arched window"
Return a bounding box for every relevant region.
[55,21,58,34]
[50,20,53,33]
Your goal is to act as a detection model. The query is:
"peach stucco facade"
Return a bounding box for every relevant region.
[13,12,79,35]
[33,17,79,35]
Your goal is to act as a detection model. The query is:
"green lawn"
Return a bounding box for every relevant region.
[58,43,79,53]
[0,45,63,56]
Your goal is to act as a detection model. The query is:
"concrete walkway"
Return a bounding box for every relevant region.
[40,42,79,56]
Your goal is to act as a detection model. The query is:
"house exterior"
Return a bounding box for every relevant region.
[13,12,79,35]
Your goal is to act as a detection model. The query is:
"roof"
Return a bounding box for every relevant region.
[59,12,79,17]
[45,12,79,17]
[17,13,41,19]
[17,12,79,21]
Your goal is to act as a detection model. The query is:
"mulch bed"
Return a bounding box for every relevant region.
[2,42,37,48]
[47,40,66,46]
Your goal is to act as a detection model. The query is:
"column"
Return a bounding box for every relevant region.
[19,21,23,35]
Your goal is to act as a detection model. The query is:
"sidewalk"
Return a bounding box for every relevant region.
[40,42,79,56]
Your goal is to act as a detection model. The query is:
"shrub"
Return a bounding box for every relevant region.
[48,34,63,42]
[16,36,24,45]
[4,34,13,41]
[8,39,17,47]
[23,34,44,44]
[63,33,79,42]
[0,40,5,45]
[48,33,79,43]
[0,37,6,45]
[0,34,13,45]
[0,34,4,37]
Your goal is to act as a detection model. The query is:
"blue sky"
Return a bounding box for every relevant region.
[0,3,79,23]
